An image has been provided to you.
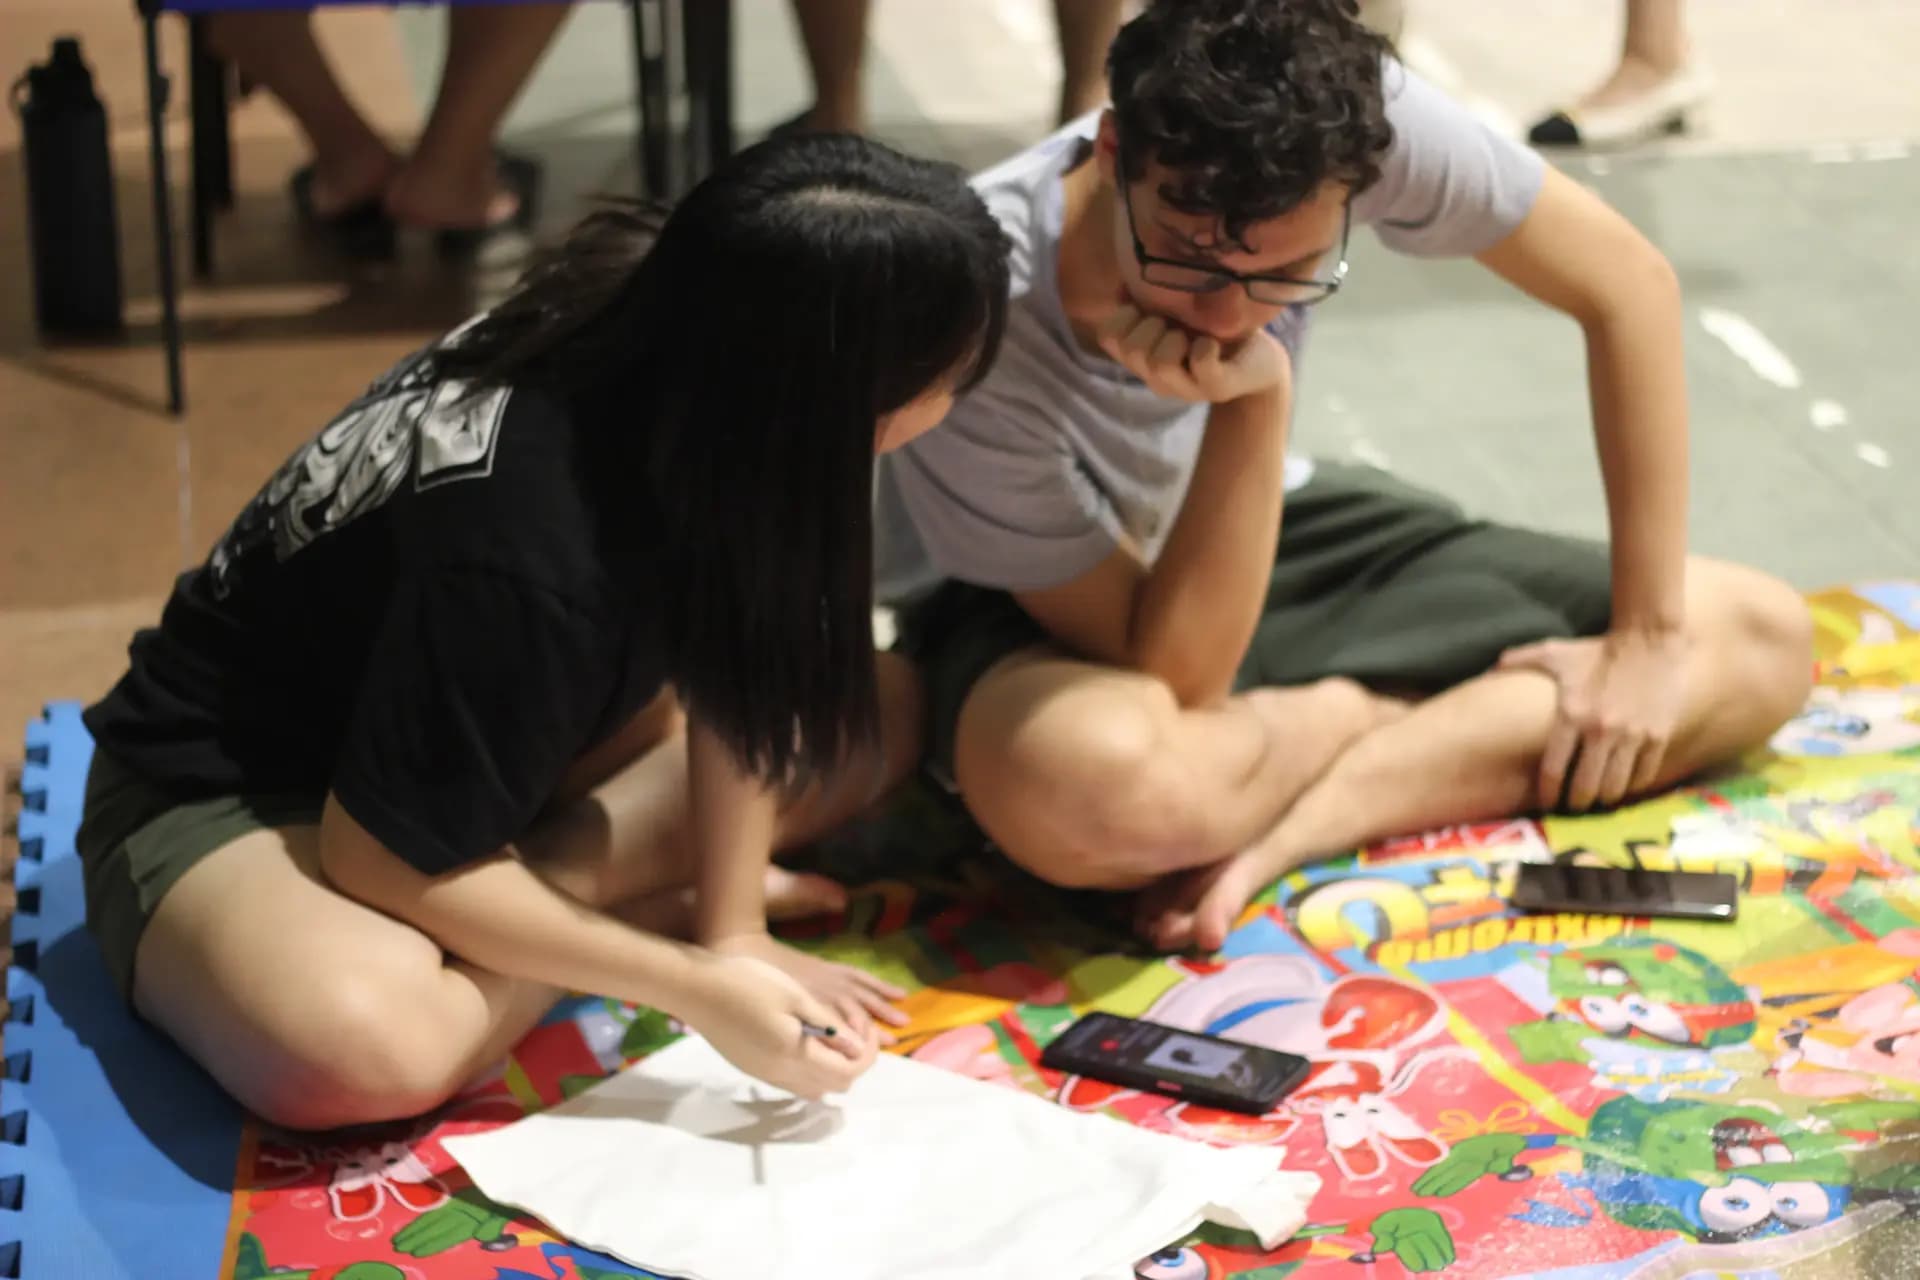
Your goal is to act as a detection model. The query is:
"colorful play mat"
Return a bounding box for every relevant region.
[8,581,1919,1279]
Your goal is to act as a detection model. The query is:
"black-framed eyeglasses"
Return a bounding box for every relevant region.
[1121,185,1350,307]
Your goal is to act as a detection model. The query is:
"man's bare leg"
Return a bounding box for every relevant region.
[952,656,1397,891]
[1140,558,1813,951]
[1053,0,1125,123]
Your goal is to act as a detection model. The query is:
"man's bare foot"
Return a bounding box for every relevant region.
[765,866,851,920]
[1134,848,1270,954]
[1134,684,1405,953]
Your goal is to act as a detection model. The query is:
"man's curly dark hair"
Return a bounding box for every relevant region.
[1107,0,1395,244]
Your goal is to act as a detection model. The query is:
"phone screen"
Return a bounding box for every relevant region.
[1040,1012,1309,1112]
[1510,862,1738,921]
[1130,1026,1266,1091]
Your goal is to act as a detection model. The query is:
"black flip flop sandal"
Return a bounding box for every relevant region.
[434,152,544,258]
[289,165,396,260]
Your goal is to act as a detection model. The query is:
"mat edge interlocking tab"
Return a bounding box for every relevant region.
[3,701,245,1280]
[2,702,79,1280]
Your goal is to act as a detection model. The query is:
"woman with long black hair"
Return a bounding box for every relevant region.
[77,133,1009,1129]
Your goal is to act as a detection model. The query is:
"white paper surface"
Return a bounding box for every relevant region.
[445,1036,1319,1280]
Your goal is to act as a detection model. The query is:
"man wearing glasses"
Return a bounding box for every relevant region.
[873,0,1810,948]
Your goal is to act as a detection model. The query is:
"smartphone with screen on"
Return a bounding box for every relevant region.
[1039,1011,1311,1115]
[1509,861,1739,922]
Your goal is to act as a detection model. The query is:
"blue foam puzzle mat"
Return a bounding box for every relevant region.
[5,703,244,1279]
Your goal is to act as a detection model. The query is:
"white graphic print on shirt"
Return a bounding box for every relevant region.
[207,348,509,598]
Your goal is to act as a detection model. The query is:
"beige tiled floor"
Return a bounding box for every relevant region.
[1,4,453,745]
[1397,0,1920,156]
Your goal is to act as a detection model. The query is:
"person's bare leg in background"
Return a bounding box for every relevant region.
[1580,0,1692,112]
[788,0,1125,134]
[204,11,397,217]
[788,0,872,133]
[383,2,573,229]
[212,5,571,230]
[1053,0,1126,123]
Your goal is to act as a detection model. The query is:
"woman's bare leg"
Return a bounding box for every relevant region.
[128,653,923,1131]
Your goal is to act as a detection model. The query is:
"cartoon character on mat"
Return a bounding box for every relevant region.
[895,960,1077,1093]
[231,1231,411,1280]
[1058,956,1458,1179]
[1134,1227,1314,1279]
[324,1140,451,1222]
[248,1090,532,1275]
[1355,1095,1920,1269]
[1510,939,1756,1065]
[1771,685,1920,758]
[251,1135,456,1227]
[1732,930,1920,1052]
[1773,978,1920,1097]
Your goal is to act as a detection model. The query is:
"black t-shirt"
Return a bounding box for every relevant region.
[85,341,667,874]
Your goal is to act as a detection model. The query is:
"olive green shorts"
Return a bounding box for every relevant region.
[75,749,323,1005]
[894,462,1614,783]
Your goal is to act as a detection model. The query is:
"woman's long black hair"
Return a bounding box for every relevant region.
[432,134,1010,785]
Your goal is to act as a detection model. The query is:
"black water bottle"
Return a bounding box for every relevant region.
[15,36,123,336]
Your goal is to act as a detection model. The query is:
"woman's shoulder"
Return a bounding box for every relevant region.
[393,380,629,601]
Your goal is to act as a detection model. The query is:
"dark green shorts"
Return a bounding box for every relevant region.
[894,462,1613,781]
[75,749,323,1004]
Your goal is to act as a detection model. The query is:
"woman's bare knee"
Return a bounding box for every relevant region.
[130,829,495,1132]
[237,977,472,1131]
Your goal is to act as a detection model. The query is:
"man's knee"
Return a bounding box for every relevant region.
[958,670,1220,887]
[1700,564,1815,719]
[1744,575,1815,672]
[248,979,469,1131]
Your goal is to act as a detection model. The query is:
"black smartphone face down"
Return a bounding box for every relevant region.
[1040,1012,1312,1115]
[1509,861,1739,922]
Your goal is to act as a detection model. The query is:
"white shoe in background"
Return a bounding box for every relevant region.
[1528,65,1715,149]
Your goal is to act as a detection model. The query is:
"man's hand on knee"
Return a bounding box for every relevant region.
[1499,631,1688,812]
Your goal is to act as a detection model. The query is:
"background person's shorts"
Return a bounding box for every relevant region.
[893,462,1614,784]
[75,748,323,1004]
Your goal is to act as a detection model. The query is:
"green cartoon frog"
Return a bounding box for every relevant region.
[1359,1095,1920,1271]
[1509,938,1756,1064]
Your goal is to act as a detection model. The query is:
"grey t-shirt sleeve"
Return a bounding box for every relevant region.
[886,393,1118,593]
[1352,59,1547,257]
